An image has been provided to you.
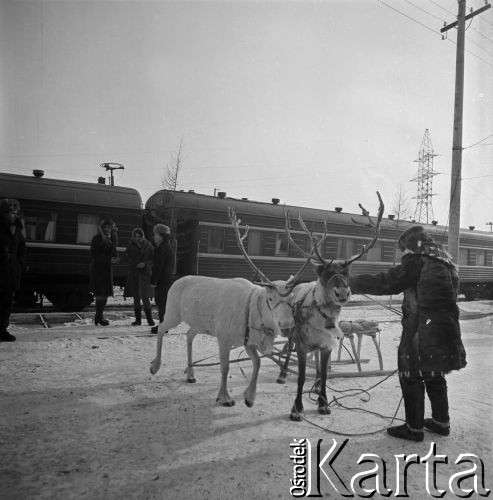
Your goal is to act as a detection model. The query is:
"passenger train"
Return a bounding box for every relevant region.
[2,171,493,310]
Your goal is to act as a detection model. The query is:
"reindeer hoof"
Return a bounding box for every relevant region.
[244,399,254,408]
[186,377,196,383]
[318,405,331,415]
[149,361,160,375]
[290,412,302,422]
[216,398,235,407]
[276,373,288,384]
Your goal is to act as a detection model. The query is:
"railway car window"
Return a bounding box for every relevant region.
[23,211,57,241]
[337,239,354,259]
[324,237,338,260]
[208,227,225,253]
[247,230,262,256]
[382,243,396,263]
[486,251,493,267]
[77,214,99,244]
[353,240,368,261]
[304,235,324,256]
[467,249,485,266]
[275,233,289,256]
[366,242,382,262]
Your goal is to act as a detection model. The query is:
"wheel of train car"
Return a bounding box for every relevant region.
[46,292,93,312]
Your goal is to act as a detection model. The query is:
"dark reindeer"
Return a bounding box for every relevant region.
[281,192,384,421]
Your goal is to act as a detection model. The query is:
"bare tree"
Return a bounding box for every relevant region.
[162,137,184,191]
[391,184,412,228]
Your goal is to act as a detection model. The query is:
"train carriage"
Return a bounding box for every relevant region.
[0,172,142,310]
[145,189,493,299]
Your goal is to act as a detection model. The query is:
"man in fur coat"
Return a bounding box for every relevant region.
[350,225,466,441]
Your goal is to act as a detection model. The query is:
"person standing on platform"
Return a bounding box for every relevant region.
[350,225,466,442]
[124,228,155,326]
[150,224,175,334]
[0,199,26,342]
[90,219,118,326]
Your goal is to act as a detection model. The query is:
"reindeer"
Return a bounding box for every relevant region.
[149,208,312,408]
[281,192,384,421]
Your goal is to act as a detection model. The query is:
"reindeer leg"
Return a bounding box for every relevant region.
[313,349,321,395]
[150,326,166,375]
[277,335,294,384]
[290,341,306,421]
[216,341,235,407]
[185,328,198,383]
[318,347,331,415]
[243,344,260,408]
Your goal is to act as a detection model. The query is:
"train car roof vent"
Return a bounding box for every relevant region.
[335,207,343,213]
[33,169,44,178]
[388,214,395,220]
[188,190,195,193]
[241,197,248,201]
[272,198,280,205]
[217,191,227,199]
[469,225,475,230]
[98,176,106,184]
[432,220,438,225]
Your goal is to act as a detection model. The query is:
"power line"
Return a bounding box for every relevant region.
[462,179,493,203]
[463,133,493,149]
[404,0,445,22]
[410,0,493,56]
[427,0,455,16]
[377,0,493,68]
[377,0,443,37]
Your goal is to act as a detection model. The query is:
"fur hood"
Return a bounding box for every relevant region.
[398,225,456,269]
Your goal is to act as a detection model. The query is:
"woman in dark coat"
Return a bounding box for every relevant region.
[124,228,155,326]
[350,225,466,441]
[0,199,26,342]
[150,224,175,334]
[90,219,118,326]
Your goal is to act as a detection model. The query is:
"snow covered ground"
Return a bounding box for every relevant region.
[1,299,492,499]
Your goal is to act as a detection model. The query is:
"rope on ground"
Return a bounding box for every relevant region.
[301,372,404,437]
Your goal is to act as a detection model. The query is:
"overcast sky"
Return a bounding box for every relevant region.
[1,0,492,230]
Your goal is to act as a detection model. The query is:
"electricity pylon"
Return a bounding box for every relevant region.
[411,129,439,224]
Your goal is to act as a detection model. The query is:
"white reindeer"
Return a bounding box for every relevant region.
[149,208,312,408]
[281,193,384,421]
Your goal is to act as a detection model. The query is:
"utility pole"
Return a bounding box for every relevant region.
[441,0,491,262]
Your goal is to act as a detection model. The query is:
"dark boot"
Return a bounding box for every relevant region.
[131,307,142,326]
[424,418,450,436]
[387,424,424,442]
[94,299,109,326]
[144,309,155,326]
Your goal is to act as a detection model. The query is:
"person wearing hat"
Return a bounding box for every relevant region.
[0,199,26,342]
[124,228,155,326]
[90,218,118,326]
[350,225,466,442]
[150,224,175,334]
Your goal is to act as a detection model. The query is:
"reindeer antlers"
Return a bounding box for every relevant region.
[344,191,384,266]
[284,209,329,265]
[228,207,274,286]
